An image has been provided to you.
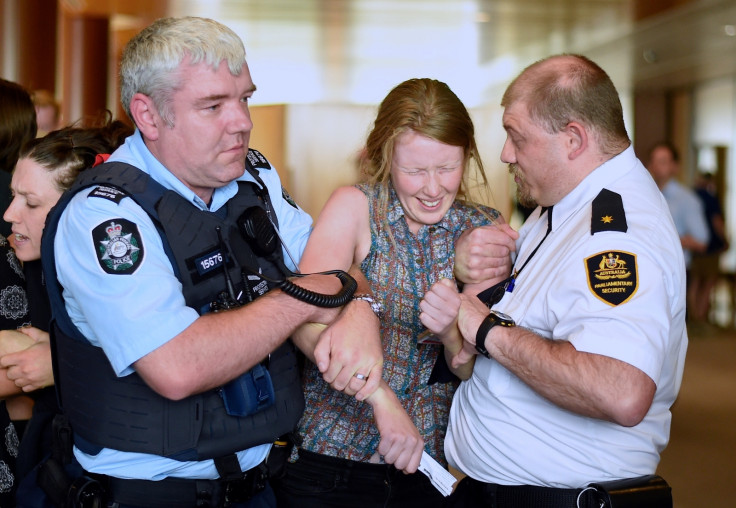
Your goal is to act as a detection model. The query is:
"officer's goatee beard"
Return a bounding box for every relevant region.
[509,163,537,209]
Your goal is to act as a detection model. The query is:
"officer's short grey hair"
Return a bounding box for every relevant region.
[120,16,247,127]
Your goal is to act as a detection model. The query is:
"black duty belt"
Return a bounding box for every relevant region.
[461,475,672,508]
[474,480,595,508]
[91,461,268,508]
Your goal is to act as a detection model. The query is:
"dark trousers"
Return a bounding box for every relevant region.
[109,483,276,508]
[272,449,444,508]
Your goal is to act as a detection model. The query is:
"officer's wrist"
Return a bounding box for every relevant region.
[474,310,515,358]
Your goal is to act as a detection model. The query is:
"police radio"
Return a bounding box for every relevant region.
[237,205,357,308]
[211,206,356,418]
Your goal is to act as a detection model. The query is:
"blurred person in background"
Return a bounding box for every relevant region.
[0,78,38,238]
[31,90,61,136]
[689,171,729,327]
[647,141,709,311]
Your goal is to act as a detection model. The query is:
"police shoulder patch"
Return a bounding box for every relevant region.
[282,187,298,209]
[585,250,638,306]
[246,148,272,171]
[92,218,144,275]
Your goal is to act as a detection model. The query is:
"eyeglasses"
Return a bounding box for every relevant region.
[476,206,553,308]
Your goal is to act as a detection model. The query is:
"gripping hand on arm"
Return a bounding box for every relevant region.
[294,186,383,401]
[419,279,476,378]
[454,223,518,285]
[294,312,423,472]
[313,271,383,400]
[420,280,480,373]
[136,272,343,400]
[421,218,516,377]
[293,266,383,400]
[297,326,423,473]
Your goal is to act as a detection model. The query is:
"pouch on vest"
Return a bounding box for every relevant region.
[220,364,275,417]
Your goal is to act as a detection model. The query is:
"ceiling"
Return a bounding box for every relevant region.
[163,0,736,105]
[626,0,736,92]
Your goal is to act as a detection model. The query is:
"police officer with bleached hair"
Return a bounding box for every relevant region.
[39,16,392,508]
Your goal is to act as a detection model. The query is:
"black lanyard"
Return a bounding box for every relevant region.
[506,205,553,292]
[478,206,553,307]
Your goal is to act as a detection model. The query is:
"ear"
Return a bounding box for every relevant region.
[129,93,162,141]
[563,122,588,160]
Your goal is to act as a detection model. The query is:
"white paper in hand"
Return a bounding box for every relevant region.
[418,451,457,497]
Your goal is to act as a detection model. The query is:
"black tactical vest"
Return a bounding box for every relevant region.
[41,153,304,461]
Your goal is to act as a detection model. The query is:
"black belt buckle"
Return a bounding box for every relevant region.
[224,464,268,505]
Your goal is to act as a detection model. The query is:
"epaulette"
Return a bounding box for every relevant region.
[591,188,627,235]
[246,148,272,171]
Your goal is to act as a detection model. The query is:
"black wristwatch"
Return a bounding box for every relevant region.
[475,310,515,358]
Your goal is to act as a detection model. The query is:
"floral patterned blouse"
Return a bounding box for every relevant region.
[295,183,500,465]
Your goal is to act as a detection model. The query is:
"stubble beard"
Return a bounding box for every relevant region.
[509,163,537,209]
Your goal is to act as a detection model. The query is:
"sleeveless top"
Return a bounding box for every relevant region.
[296,183,500,465]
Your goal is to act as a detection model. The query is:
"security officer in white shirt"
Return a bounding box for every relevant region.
[420,54,684,508]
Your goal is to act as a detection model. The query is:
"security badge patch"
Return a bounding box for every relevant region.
[586,251,638,305]
[585,188,638,306]
[92,219,144,274]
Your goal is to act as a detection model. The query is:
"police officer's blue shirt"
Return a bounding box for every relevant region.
[54,130,312,480]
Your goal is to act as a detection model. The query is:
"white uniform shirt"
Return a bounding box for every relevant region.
[54,130,312,480]
[445,146,688,488]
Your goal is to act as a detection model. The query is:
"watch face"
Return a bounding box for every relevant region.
[490,310,513,322]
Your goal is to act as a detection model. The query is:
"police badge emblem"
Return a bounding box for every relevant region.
[92,218,144,274]
[585,250,638,306]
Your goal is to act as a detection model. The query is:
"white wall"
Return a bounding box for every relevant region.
[280,103,512,222]
[284,104,377,219]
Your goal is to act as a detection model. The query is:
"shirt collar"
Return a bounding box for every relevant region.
[386,184,405,225]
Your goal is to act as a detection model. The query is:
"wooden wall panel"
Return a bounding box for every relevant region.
[250,105,288,189]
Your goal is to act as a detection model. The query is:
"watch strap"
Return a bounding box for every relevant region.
[475,313,495,358]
